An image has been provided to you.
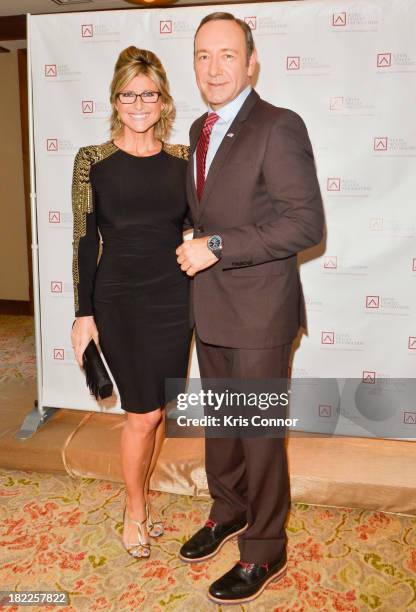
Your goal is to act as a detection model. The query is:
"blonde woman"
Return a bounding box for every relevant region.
[71,47,191,558]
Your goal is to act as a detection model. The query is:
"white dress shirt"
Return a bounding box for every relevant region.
[194,85,252,180]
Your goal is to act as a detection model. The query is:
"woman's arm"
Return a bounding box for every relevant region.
[71,147,100,366]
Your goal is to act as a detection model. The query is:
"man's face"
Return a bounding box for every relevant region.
[194,20,256,110]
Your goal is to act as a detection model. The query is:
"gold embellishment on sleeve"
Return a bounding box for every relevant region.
[163,143,190,161]
[72,141,118,313]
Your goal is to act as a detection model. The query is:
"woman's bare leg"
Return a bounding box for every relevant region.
[120,409,162,546]
[144,410,165,496]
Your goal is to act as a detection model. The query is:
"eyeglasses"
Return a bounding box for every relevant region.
[117,90,162,104]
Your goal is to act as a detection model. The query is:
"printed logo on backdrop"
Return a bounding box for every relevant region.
[160,20,172,34]
[49,211,60,224]
[46,139,58,152]
[362,370,376,384]
[45,64,57,77]
[373,136,416,156]
[364,294,411,316]
[412,258,416,272]
[46,138,77,156]
[326,177,340,191]
[365,296,379,309]
[319,404,333,418]
[324,256,337,269]
[82,101,94,114]
[50,347,77,366]
[244,14,287,36]
[286,54,331,76]
[323,256,368,276]
[321,331,334,345]
[53,348,65,361]
[43,63,81,82]
[81,99,111,117]
[329,95,375,116]
[51,281,62,294]
[158,18,194,39]
[369,217,416,239]
[408,337,416,352]
[286,56,300,71]
[376,51,416,72]
[81,24,93,38]
[48,210,72,226]
[330,9,379,32]
[373,137,387,151]
[404,412,416,425]
[244,16,256,30]
[321,331,364,351]
[332,12,346,26]
[53,348,76,364]
[326,176,371,197]
[377,53,391,68]
[50,280,73,298]
[81,22,120,42]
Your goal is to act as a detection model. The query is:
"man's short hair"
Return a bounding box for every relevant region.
[194,12,255,63]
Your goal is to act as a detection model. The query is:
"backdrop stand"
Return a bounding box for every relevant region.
[16,14,51,437]
[16,401,59,440]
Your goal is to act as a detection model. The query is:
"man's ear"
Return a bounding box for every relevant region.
[248,48,257,77]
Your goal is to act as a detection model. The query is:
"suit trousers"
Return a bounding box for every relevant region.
[195,334,292,564]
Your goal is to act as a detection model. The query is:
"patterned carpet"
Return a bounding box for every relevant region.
[1,316,416,610]
[0,315,36,385]
[1,470,416,611]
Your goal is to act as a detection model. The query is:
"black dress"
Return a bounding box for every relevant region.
[72,142,191,413]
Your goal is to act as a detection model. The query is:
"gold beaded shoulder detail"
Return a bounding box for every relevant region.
[163,143,190,161]
[72,141,118,313]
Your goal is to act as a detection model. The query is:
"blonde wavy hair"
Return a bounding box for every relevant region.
[109,46,175,141]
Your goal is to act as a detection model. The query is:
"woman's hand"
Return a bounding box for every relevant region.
[71,316,99,367]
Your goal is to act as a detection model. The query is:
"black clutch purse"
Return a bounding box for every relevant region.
[82,340,113,400]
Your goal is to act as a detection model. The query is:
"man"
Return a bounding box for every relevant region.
[176,12,324,604]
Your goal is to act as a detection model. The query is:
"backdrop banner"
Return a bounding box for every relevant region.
[28,0,416,437]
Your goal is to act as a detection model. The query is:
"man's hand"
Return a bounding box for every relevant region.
[176,237,219,276]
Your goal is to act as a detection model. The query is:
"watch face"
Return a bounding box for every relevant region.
[208,235,222,250]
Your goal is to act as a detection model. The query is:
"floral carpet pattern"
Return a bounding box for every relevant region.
[0,469,415,611]
[1,317,416,610]
[0,316,35,384]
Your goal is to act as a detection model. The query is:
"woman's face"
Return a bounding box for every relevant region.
[116,73,163,136]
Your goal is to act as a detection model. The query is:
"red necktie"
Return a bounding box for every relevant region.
[196,112,219,200]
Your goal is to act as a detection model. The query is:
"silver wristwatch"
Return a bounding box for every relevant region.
[207,234,223,260]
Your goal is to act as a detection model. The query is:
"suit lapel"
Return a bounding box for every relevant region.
[199,90,260,211]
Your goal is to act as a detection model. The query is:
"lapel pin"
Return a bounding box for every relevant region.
[226,133,234,138]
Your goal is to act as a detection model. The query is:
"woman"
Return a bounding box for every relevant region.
[71,46,191,558]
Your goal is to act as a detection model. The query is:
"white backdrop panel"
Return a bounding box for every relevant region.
[29,1,416,437]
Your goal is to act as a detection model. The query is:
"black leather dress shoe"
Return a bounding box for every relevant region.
[208,552,287,604]
[179,518,247,562]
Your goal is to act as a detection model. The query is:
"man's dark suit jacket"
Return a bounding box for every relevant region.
[186,89,324,349]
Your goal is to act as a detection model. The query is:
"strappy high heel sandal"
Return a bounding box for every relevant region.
[146,501,164,538]
[122,507,151,558]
